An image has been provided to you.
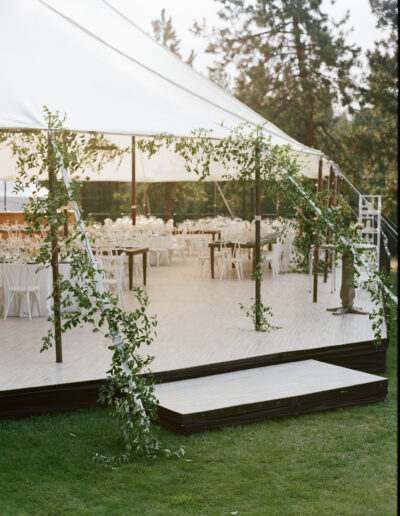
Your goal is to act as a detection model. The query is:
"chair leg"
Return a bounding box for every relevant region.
[118,284,124,310]
[3,292,15,320]
[219,262,226,280]
[236,262,241,280]
[34,291,42,317]
[27,293,32,320]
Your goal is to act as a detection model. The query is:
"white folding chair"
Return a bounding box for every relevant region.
[3,262,42,320]
[219,241,243,280]
[263,240,282,279]
[96,254,125,309]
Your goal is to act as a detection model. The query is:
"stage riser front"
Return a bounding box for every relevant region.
[0,340,388,419]
[157,382,388,434]
[154,361,388,434]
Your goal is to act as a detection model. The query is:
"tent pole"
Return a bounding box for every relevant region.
[142,183,147,215]
[255,143,261,330]
[324,165,335,282]
[313,158,323,303]
[131,136,136,225]
[213,182,217,217]
[3,181,6,212]
[47,134,62,363]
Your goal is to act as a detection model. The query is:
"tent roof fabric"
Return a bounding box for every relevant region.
[0,0,330,181]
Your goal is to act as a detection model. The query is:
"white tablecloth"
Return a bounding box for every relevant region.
[0,263,76,317]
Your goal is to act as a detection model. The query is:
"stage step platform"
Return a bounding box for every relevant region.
[155,360,388,434]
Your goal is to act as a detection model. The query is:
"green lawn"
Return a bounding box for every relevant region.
[0,303,397,515]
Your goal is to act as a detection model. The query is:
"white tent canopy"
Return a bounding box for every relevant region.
[0,0,330,182]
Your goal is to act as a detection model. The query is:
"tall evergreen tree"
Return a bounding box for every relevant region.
[152,9,196,66]
[193,0,359,148]
[331,0,398,219]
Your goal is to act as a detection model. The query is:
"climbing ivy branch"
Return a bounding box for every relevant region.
[10,108,183,463]
[138,123,397,343]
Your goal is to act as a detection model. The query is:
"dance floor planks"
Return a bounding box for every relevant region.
[0,256,387,399]
[155,360,388,433]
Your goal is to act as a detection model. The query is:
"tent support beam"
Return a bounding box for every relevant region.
[324,165,335,282]
[255,144,261,330]
[47,134,62,363]
[313,158,324,302]
[213,182,217,217]
[131,136,136,225]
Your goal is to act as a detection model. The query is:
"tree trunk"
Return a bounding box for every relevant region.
[305,115,314,147]
[293,13,314,147]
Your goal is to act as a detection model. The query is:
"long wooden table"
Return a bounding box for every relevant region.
[173,229,222,241]
[116,247,149,289]
[208,234,277,279]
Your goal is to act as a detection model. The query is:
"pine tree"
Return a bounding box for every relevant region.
[193,0,359,148]
[152,9,196,66]
[330,0,398,219]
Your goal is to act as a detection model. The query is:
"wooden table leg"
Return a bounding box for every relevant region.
[323,249,328,283]
[210,246,215,279]
[129,254,133,290]
[143,252,147,286]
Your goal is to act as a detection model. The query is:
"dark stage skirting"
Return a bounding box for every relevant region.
[0,338,389,420]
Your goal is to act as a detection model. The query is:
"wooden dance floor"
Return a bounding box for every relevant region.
[0,256,388,418]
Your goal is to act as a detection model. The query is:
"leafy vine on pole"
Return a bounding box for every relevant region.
[9,108,183,463]
[138,123,397,342]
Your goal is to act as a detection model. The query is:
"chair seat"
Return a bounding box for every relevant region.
[223,257,243,263]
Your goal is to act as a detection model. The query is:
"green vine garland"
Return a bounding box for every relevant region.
[9,108,183,463]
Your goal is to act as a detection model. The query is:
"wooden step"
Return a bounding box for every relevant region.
[155,360,388,434]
